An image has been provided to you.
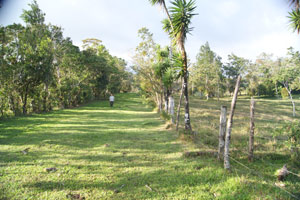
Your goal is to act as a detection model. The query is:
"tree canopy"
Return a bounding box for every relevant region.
[0,1,132,117]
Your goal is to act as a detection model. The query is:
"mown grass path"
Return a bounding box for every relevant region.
[0,94,189,199]
[0,94,297,199]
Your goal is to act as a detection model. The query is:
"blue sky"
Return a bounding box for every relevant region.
[1,0,300,64]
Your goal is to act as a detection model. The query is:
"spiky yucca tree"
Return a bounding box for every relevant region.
[288,0,300,33]
[149,0,174,31]
[149,0,197,131]
[289,0,300,8]
[289,9,300,33]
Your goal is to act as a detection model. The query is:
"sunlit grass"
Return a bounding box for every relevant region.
[0,93,299,199]
[176,94,300,199]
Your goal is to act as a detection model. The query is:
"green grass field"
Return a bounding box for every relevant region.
[0,93,299,199]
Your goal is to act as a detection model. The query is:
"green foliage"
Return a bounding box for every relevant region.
[275,121,300,164]
[150,0,196,130]
[281,87,289,99]
[169,0,197,45]
[21,0,45,25]
[0,1,132,116]
[132,27,161,107]
[288,8,300,33]
[190,42,224,98]
[160,110,171,120]
[148,0,165,6]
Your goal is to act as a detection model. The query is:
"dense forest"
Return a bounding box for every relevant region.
[0,1,132,117]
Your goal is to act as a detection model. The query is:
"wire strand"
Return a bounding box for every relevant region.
[228,155,300,200]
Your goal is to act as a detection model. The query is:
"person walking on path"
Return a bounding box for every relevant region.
[109,94,115,107]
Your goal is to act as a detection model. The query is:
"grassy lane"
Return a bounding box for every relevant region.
[0,93,298,199]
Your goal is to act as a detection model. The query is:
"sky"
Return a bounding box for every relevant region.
[1,0,300,65]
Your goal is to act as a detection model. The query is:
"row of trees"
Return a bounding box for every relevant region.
[191,43,300,115]
[133,32,300,121]
[133,0,197,131]
[132,0,300,133]
[0,1,132,117]
[132,28,178,112]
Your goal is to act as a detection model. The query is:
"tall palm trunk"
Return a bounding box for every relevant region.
[181,46,192,131]
[176,79,184,131]
[161,1,175,32]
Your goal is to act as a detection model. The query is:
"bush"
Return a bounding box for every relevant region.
[275,121,300,165]
[281,88,289,99]
[160,110,171,121]
[257,84,267,96]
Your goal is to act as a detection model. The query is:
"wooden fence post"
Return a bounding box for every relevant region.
[224,75,241,170]
[248,97,255,162]
[218,106,227,160]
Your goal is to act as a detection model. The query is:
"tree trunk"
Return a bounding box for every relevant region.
[165,89,171,113]
[9,95,16,116]
[155,92,161,112]
[161,1,174,32]
[217,79,220,101]
[205,74,209,100]
[180,46,192,131]
[286,87,296,117]
[183,73,192,131]
[176,80,184,131]
[224,75,241,170]
[43,83,49,112]
[22,90,28,115]
[169,96,175,123]
[218,106,227,160]
[248,97,255,162]
[0,96,4,117]
[160,92,163,112]
[164,89,168,112]
[275,82,279,97]
[192,82,194,96]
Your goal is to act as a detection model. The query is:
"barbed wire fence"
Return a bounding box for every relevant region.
[194,125,300,199]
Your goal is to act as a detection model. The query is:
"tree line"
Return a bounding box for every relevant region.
[191,43,300,102]
[134,33,300,115]
[132,0,197,132]
[134,34,300,125]
[132,0,300,133]
[0,1,132,117]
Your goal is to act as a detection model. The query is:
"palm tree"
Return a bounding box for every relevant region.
[149,0,197,131]
[288,0,300,33]
[148,0,174,31]
[289,0,300,8]
[288,9,300,33]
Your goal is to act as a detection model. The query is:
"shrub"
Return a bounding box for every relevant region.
[275,121,300,165]
[160,110,171,121]
[281,88,289,99]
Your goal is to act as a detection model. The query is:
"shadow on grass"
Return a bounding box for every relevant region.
[1,93,298,199]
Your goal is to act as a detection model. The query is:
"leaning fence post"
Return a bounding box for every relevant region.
[218,106,227,160]
[224,75,241,170]
[248,97,255,162]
